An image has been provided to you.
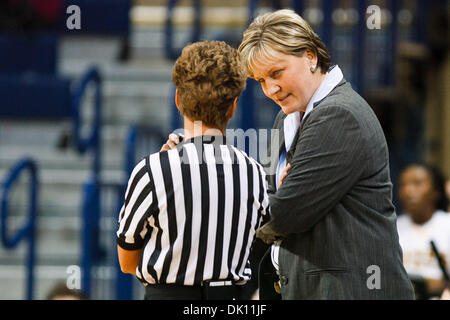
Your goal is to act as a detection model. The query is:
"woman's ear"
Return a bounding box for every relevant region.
[305,49,318,68]
[175,89,181,112]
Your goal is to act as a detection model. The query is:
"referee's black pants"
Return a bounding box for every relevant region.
[144,283,246,300]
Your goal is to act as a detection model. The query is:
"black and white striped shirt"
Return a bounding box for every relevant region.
[117,135,270,286]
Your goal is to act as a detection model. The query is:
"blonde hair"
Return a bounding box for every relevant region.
[238,9,331,77]
[172,41,247,129]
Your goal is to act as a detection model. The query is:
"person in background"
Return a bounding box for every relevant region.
[441,288,450,300]
[397,164,450,298]
[46,281,88,300]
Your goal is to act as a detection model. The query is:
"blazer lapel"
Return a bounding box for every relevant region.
[277,117,286,157]
[266,111,287,192]
[286,112,303,164]
[286,129,299,164]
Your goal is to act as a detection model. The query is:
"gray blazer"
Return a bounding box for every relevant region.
[260,79,414,299]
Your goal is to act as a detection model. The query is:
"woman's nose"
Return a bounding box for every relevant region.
[267,82,280,97]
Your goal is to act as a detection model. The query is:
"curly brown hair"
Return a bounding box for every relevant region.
[172,41,247,129]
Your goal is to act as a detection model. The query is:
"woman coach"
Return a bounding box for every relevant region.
[238,9,414,299]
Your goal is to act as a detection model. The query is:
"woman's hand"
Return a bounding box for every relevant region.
[256,221,284,244]
[278,163,291,189]
[160,133,182,152]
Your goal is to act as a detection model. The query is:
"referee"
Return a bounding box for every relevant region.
[116,41,270,300]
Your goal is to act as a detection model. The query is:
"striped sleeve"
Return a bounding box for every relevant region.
[252,158,271,220]
[117,157,153,250]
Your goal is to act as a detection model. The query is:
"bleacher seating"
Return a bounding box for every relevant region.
[0,33,58,74]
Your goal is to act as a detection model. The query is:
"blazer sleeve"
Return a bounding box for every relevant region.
[269,105,366,235]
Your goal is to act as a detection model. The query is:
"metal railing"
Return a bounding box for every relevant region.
[164,0,202,61]
[73,67,104,298]
[0,66,102,299]
[0,158,38,300]
[72,67,103,180]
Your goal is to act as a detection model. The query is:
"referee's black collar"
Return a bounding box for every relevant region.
[181,135,227,145]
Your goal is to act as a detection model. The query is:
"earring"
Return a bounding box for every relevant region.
[310,65,318,73]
